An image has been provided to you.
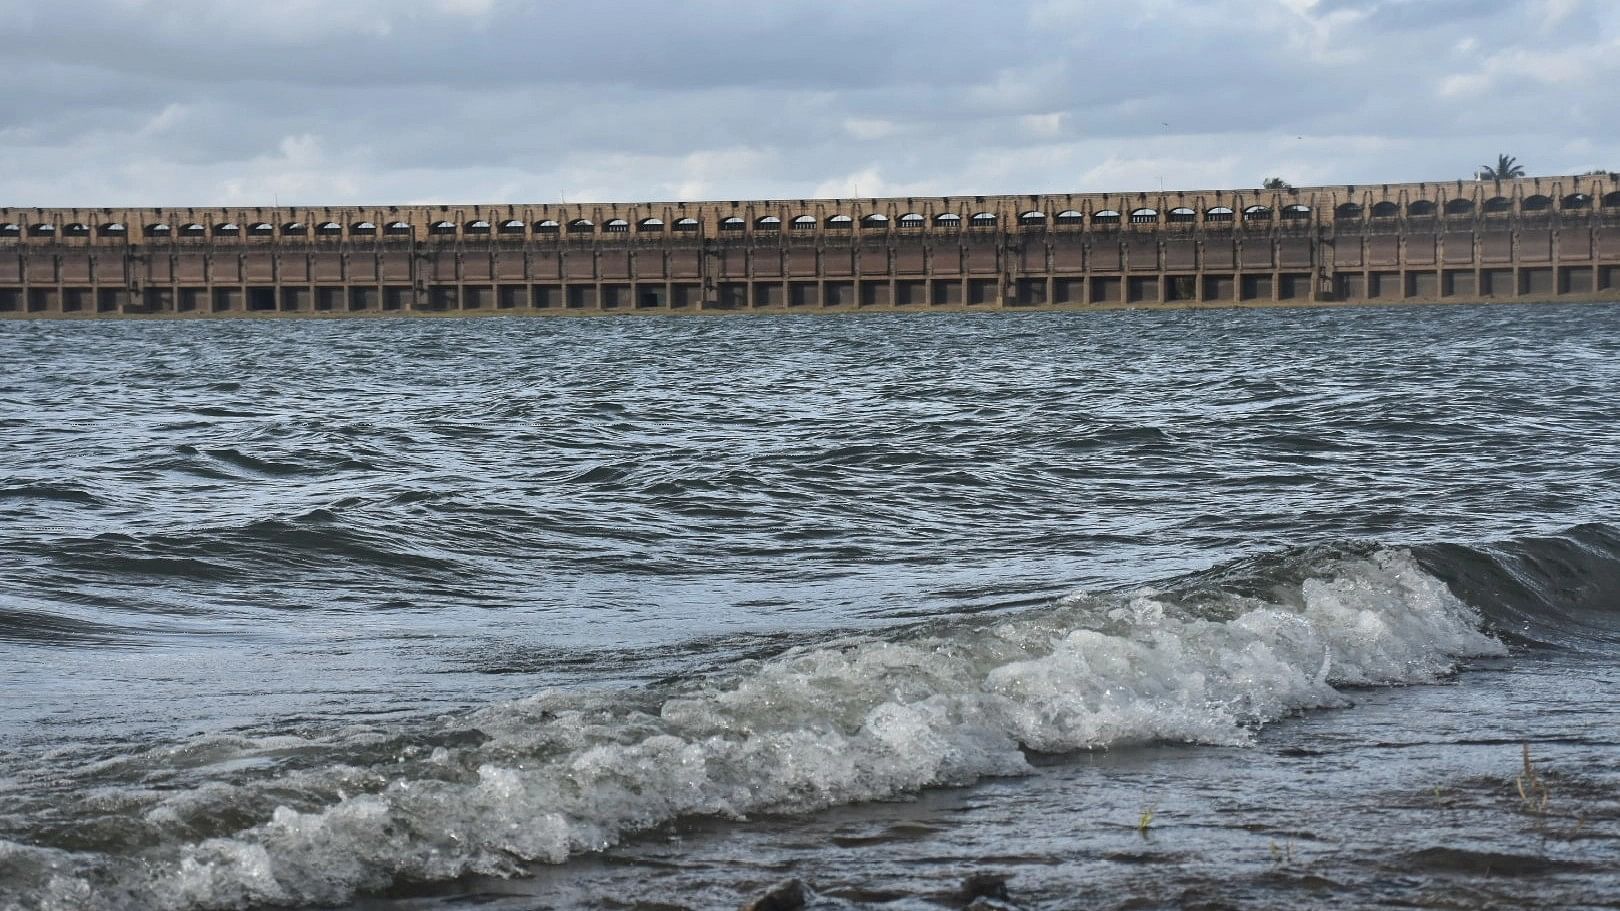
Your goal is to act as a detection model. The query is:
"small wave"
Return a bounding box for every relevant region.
[804,442,947,468]
[57,554,231,580]
[1052,424,1174,450]
[229,519,465,574]
[568,463,636,485]
[1415,522,1620,649]
[187,406,262,418]
[0,605,133,646]
[200,448,313,477]
[0,482,103,505]
[32,517,465,584]
[6,546,1504,909]
[385,489,449,507]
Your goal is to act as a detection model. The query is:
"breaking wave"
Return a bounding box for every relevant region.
[1,543,1514,911]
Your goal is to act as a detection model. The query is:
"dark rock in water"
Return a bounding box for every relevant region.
[962,871,1011,902]
[740,878,807,911]
[1399,847,1588,876]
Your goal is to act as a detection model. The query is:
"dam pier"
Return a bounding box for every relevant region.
[3,175,1619,319]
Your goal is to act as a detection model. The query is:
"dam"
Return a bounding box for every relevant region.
[2,174,1618,318]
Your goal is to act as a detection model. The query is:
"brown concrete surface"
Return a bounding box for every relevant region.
[3,175,1618,319]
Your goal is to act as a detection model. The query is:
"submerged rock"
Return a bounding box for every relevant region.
[741,878,807,911]
[962,871,1012,903]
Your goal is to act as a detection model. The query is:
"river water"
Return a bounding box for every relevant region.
[2,304,1618,910]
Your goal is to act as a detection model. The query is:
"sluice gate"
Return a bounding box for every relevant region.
[3,175,1619,318]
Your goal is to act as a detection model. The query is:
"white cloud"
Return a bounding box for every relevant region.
[1021,113,1065,138]
[435,0,496,16]
[812,167,890,200]
[1440,39,1620,98]
[668,147,780,200]
[136,103,190,137]
[843,118,899,141]
[1438,71,1491,98]
[964,62,1069,114]
[1538,0,1582,28]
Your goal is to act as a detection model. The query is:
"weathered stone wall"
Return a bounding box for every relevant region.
[3,174,1618,317]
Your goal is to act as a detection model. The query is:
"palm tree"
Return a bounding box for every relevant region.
[1262,177,1292,190]
[1478,154,1525,181]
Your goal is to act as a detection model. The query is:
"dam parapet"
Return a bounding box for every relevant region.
[3,175,1619,317]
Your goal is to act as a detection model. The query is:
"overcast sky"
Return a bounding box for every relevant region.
[1,0,1614,207]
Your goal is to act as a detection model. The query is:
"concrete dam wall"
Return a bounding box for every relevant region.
[3,175,1619,319]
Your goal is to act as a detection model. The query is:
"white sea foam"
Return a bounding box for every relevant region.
[6,549,1505,911]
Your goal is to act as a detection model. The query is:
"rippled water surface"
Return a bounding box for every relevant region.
[3,304,1620,910]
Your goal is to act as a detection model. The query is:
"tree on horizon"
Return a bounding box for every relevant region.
[1478,154,1526,180]
[1262,177,1292,190]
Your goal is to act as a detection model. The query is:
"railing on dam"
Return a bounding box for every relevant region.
[3,175,1619,317]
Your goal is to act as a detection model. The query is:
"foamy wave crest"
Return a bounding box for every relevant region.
[9,549,1503,910]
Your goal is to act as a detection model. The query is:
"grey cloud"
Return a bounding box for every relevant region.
[2,0,1616,207]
